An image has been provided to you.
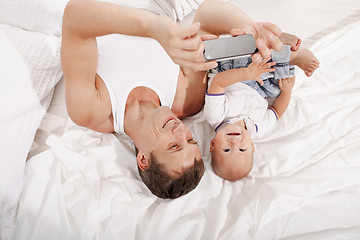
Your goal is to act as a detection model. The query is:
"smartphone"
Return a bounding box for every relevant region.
[203,34,258,61]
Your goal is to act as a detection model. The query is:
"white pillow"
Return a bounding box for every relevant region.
[0,23,62,224]
[0,0,68,36]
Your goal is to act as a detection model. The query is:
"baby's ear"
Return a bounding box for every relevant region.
[210,139,215,152]
[252,143,256,152]
[136,150,150,170]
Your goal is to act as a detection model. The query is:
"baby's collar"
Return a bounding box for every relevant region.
[215,120,230,133]
[215,117,258,134]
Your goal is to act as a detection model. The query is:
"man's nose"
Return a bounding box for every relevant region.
[172,122,185,135]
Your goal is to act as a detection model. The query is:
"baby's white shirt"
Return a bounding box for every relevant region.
[204,81,278,139]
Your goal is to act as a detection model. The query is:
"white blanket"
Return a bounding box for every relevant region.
[9,20,360,239]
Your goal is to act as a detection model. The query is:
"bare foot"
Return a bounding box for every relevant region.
[279,32,302,51]
[290,49,320,77]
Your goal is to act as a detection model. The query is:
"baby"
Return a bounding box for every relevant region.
[204,45,319,181]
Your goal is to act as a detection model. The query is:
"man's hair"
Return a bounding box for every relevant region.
[136,149,205,199]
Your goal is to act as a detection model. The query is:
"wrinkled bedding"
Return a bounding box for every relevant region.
[1,0,360,239]
[12,20,360,239]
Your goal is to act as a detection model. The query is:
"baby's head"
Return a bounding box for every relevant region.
[210,120,255,181]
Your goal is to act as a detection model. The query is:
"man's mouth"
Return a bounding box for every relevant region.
[162,117,176,128]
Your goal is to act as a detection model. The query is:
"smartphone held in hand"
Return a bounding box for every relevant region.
[203,34,258,61]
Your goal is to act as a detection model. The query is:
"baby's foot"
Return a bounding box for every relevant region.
[279,32,302,51]
[290,49,320,77]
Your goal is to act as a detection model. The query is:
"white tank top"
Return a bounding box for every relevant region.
[96,34,180,134]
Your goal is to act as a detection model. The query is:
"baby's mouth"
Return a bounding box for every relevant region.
[227,132,240,136]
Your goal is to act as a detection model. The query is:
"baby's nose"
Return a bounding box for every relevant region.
[228,138,240,144]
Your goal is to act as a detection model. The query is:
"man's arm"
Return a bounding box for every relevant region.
[194,0,283,58]
[62,0,215,74]
[62,0,220,130]
[62,0,172,130]
[194,0,254,36]
[62,0,161,40]
[175,0,284,118]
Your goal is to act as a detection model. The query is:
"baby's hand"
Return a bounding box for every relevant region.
[279,76,295,92]
[248,53,276,85]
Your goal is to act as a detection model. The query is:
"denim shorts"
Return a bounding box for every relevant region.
[214,45,295,98]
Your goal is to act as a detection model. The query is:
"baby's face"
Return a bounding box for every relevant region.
[210,122,255,181]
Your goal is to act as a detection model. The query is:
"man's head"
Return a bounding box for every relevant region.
[210,121,255,181]
[135,106,204,198]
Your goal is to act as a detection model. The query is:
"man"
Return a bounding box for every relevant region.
[61,0,283,198]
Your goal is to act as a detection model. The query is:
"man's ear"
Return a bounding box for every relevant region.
[136,150,150,171]
[210,139,215,152]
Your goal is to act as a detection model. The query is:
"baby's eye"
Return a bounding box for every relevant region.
[187,138,198,144]
[239,148,246,152]
[224,149,230,152]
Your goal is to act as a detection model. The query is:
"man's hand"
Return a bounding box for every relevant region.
[247,53,276,85]
[230,22,283,58]
[149,15,218,72]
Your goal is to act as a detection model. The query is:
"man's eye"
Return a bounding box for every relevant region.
[239,148,246,152]
[224,149,230,152]
[170,144,178,150]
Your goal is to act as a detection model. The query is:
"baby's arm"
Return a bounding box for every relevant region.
[269,76,295,118]
[208,54,276,94]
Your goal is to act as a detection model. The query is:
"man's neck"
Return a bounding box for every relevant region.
[123,87,160,137]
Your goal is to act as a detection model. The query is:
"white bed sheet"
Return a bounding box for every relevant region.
[9,18,360,239]
[1,0,358,239]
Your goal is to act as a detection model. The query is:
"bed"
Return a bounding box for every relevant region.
[1,0,360,239]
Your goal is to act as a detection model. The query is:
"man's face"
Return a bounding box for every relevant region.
[140,106,202,176]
